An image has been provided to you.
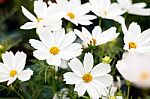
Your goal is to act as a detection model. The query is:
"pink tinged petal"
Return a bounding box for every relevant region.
[33,50,49,60]
[91,63,111,77]
[7,76,17,86]
[14,51,27,73]
[74,81,87,96]
[18,69,33,81]
[20,22,37,30]
[128,22,141,41]
[29,39,48,50]
[83,53,93,73]
[87,83,100,99]
[46,55,61,66]
[68,58,84,77]
[94,74,113,87]
[34,0,47,18]
[53,29,65,46]
[63,72,82,84]
[60,31,76,49]
[21,6,36,22]
[2,51,14,70]
[38,28,54,47]
[0,75,10,83]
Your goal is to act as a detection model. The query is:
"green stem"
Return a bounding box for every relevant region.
[52,66,56,93]
[126,84,131,99]
[99,17,102,26]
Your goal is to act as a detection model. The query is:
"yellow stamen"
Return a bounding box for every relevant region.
[36,18,43,22]
[90,38,97,45]
[10,70,17,77]
[129,42,137,49]
[67,12,75,19]
[140,72,149,81]
[49,46,60,55]
[82,73,93,83]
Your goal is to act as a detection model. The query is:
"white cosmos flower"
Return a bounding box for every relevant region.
[0,51,33,86]
[56,0,97,26]
[29,28,82,67]
[117,0,150,16]
[116,53,150,88]
[64,53,113,99]
[20,0,64,32]
[89,0,125,23]
[74,26,119,47]
[122,22,150,54]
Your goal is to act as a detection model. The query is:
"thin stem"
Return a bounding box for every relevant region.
[99,17,102,26]
[52,66,56,93]
[126,84,131,99]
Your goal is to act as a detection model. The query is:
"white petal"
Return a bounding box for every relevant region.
[14,51,26,73]
[60,60,68,69]
[18,69,33,81]
[82,27,92,40]
[29,39,48,50]
[0,75,9,83]
[34,0,47,18]
[60,43,82,60]
[91,63,111,77]
[68,58,84,77]
[56,0,69,10]
[38,28,54,47]
[0,62,9,74]
[20,22,37,30]
[21,6,36,22]
[2,51,14,70]
[63,72,82,84]
[117,0,132,9]
[83,53,93,73]
[33,50,49,60]
[92,26,102,38]
[94,74,113,87]
[128,8,150,16]
[74,29,88,43]
[128,22,141,41]
[132,3,147,8]
[53,29,65,46]
[7,77,17,86]
[60,31,76,49]
[87,83,99,99]
[74,81,87,96]
[46,55,61,66]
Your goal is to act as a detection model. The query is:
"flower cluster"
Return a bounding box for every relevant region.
[0,0,150,98]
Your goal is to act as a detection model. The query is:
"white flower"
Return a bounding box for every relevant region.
[74,26,119,47]
[89,0,125,23]
[0,51,33,86]
[20,0,64,32]
[116,53,150,88]
[117,0,150,16]
[29,28,82,67]
[122,22,150,54]
[64,53,113,99]
[56,0,97,26]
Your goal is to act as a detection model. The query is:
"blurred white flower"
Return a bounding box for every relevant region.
[89,0,125,23]
[0,51,33,86]
[53,88,70,99]
[74,26,119,47]
[64,53,113,99]
[56,0,97,26]
[117,0,150,16]
[20,0,64,32]
[29,28,82,67]
[116,53,150,88]
[122,22,150,54]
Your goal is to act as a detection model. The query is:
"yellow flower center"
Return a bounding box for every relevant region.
[49,46,60,55]
[36,18,43,22]
[67,12,75,19]
[10,70,17,77]
[90,38,97,45]
[140,72,149,81]
[129,42,137,49]
[82,73,93,83]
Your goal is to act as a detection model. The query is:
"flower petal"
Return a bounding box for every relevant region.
[33,49,49,60]
[20,22,37,30]
[7,76,17,86]
[18,69,33,81]
[74,81,87,96]
[91,63,111,77]
[68,58,84,77]
[21,6,36,22]
[46,55,61,66]
[83,53,93,73]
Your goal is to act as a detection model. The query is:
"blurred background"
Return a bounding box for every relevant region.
[0,0,150,98]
